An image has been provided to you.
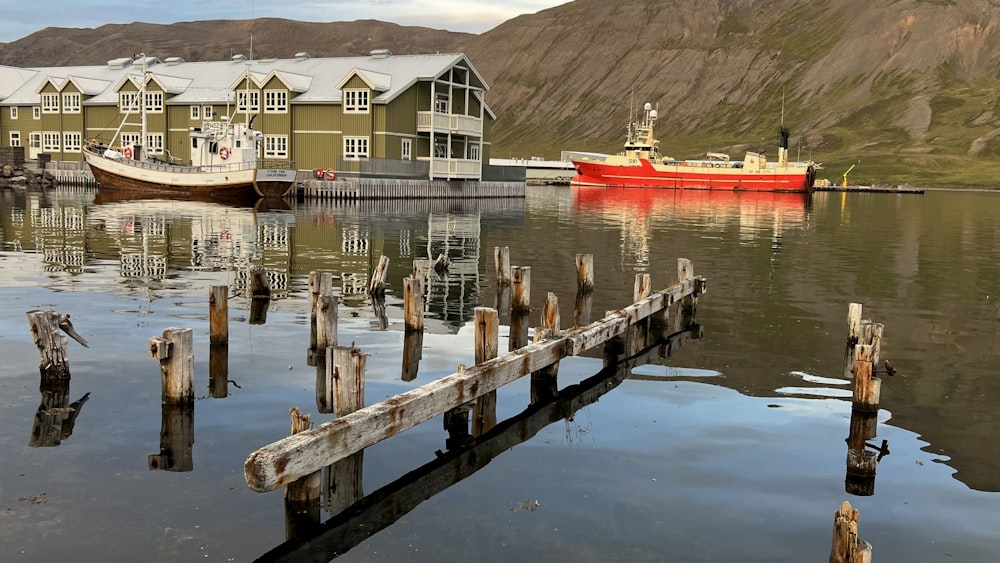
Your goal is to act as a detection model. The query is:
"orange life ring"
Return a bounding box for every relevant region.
[219,147,231,160]
[324,168,336,181]
[122,146,132,159]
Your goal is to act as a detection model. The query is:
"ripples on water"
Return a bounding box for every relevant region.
[1,186,999,561]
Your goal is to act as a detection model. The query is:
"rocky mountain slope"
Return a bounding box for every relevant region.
[4,1,1000,187]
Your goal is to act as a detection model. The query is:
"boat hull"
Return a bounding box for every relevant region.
[571,159,815,193]
[84,147,296,199]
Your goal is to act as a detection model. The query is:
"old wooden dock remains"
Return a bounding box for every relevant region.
[243,257,707,492]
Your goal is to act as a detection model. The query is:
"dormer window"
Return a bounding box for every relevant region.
[264,89,287,113]
[63,93,81,114]
[344,89,369,113]
[119,92,139,113]
[237,90,259,113]
[144,92,163,113]
[41,93,60,113]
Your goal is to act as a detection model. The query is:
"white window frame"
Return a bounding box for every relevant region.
[120,133,141,148]
[119,92,139,113]
[41,93,60,113]
[144,91,163,113]
[203,106,213,119]
[469,143,480,161]
[401,139,412,161]
[9,107,17,120]
[63,132,82,153]
[62,93,81,114]
[145,133,164,154]
[344,136,369,159]
[9,131,21,146]
[29,132,41,149]
[434,94,450,114]
[33,106,40,119]
[190,105,200,120]
[263,135,288,158]
[42,131,60,151]
[343,89,369,113]
[237,91,259,113]
[263,89,288,113]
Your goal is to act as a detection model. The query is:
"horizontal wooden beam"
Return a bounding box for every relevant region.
[245,276,706,492]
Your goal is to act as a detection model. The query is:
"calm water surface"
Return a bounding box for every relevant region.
[0,186,998,562]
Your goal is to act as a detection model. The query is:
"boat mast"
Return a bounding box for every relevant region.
[139,53,147,154]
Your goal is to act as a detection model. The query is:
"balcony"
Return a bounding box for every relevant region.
[417,112,483,136]
[421,157,482,180]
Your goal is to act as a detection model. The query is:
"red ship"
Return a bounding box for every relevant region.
[571,103,817,192]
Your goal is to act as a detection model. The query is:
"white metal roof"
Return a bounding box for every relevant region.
[0,52,491,110]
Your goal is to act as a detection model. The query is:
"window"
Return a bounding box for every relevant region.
[401,139,412,161]
[33,106,40,119]
[264,89,287,113]
[343,89,369,113]
[434,94,450,114]
[469,144,480,161]
[119,92,139,113]
[63,132,82,152]
[203,106,213,119]
[263,135,288,158]
[120,133,140,148]
[62,93,81,113]
[9,107,17,119]
[29,132,41,149]
[42,132,60,151]
[41,93,60,113]
[9,132,20,146]
[145,133,164,154]
[190,105,200,120]
[144,91,163,113]
[344,136,369,159]
[237,91,259,113]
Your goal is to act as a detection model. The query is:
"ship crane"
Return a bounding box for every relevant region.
[842,161,859,188]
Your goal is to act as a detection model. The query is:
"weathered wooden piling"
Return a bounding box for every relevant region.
[25,310,89,447]
[325,346,366,514]
[845,303,863,378]
[576,253,594,293]
[626,273,653,356]
[404,276,424,331]
[285,406,320,535]
[245,261,707,492]
[495,246,511,286]
[368,255,390,296]
[852,345,881,412]
[531,293,561,404]
[308,271,334,353]
[443,365,473,449]
[511,266,531,313]
[26,310,88,379]
[148,328,194,404]
[830,500,873,563]
[315,295,339,352]
[509,308,530,351]
[209,285,229,344]
[250,264,271,298]
[473,307,499,436]
[402,329,424,382]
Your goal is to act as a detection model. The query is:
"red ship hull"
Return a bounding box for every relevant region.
[571,159,815,193]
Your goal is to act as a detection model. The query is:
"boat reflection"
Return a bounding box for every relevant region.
[572,185,812,221]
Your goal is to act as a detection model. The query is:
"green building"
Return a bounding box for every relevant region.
[0,50,496,181]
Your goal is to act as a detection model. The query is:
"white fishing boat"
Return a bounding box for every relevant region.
[83,54,297,200]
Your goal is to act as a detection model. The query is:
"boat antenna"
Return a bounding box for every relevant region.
[780,86,785,127]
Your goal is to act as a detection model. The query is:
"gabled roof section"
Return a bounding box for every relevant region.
[112,73,144,93]
[147,73,192,94]
[34,76,65,94]
[0,65,38,100]
[228,70,268,91]
[266,70,312,93]
[61,76,112,95]
[336,68,391,92]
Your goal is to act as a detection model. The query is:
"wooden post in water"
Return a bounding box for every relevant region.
[511,266,531,314]
[26,311,90,447]
[678,258,696,314]
[308,271,333,356]
[852,345,880,412]
[627,273,653,355]
[576,254,594,293]
[250,264,271,298]
[285,407,320,536]
[443,364,473,449]
[830,500,873,563]
[531,293,560,404]
[404,276,424,331]
[26,310,88,379]
[325,345,366,514]
[148,328,194,404]
[402,329,424,382]
[473,307,499,436]
[509,307,530,352]
[369,255,390,297]
[495,246,511,286]
[208,286,229,398]
[845,303,863,378]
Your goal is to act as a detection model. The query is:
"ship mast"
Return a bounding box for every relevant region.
[139,53,147,155]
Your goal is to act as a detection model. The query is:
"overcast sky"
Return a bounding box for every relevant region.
[0,0,567,43]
